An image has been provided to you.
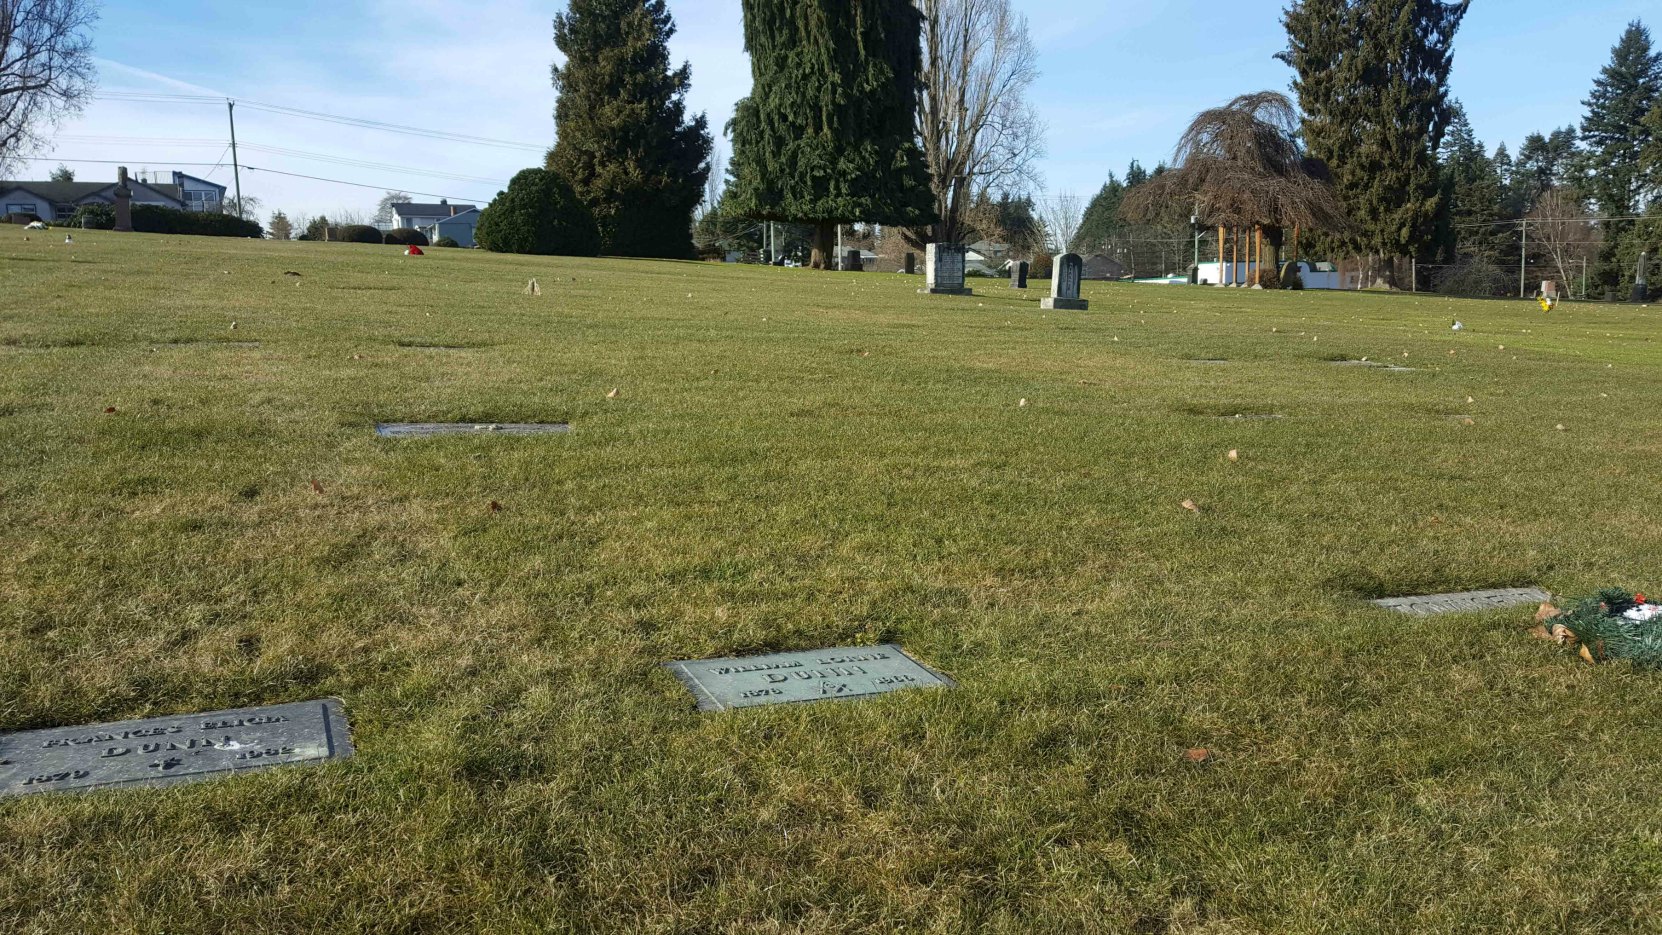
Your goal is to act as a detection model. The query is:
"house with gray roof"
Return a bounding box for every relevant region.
[389,200,477,237]
[429,208,481,247]
[0,171,226,223]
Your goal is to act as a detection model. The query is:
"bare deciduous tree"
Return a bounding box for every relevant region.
[374,190,412,226]
[0,0,97,175]
[1527,187,1601,291]
[1038,191,1083,254]
[912,0,1044,247]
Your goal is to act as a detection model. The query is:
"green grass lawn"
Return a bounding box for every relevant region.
[4,228,1662,933]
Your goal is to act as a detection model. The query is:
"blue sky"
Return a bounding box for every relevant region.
[27,0,1659,221]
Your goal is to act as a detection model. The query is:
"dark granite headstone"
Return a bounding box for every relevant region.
[844,250,863,272]
[1372,588,1550,617]
[904,253,916,275]
[113,166,134,233]
[1011,260,1029,289]
[665,644,953,712]
[1042,253,1087,310]
[919,244,972,296]
[0,699,353,798]
[375,422,570,438]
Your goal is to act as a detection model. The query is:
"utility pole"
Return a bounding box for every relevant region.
[1519,219,1527,299]
[227,100,245,220]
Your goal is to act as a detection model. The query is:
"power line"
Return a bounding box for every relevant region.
[240,165,491,203]
[93,91,547,153]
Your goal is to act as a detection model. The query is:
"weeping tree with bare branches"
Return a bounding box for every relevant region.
[0,0,97,176]
[909,0,1045,248]
[1122,92,1350,282]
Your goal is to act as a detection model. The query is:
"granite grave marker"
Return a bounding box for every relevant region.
[920,244,972,296]
[665,644,953,712]
[1042,253,1088,310]
[1372,587,1551,617]
[375,422,571,438]
[1011,260,1029,289]
[1,699,353,798]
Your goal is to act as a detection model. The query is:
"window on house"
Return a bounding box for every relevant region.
[55,203,75,220]
[6,204,36,216]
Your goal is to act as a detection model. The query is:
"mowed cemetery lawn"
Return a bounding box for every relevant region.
[5,228,1662,934]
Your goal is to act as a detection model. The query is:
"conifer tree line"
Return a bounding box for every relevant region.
[502,0,1658,297]
[1273,2,1661,296]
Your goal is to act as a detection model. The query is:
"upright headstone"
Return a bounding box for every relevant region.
[1041,253,1088,310]
[1010,260,1029,289]
[113,166,134,233]
[1634,252,1650,304]
[919,243,971,295]
[904,252,916,275]
[844,249,863,272]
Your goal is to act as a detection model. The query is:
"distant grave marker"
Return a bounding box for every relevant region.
[665,644,953,712]
[1011,260,1029,289]
[1372,587,1551,617]
[1,699,353,798]
[904,252,916,275]
[844,249,863,272]
[375,422,570,438]
[920,244,972,296]
[1041,253,1088,310]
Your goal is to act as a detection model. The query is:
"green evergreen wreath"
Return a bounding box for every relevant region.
[1555,588,1662,667]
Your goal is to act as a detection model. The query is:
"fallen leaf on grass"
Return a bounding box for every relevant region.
[1534,603,1563,624]
[1555,424,1566,431]
[1185,748,1211,764]
[309,478,323,495]
[103,406,116,414]
[607,387,621,399]
[489,500,503,513]
[1227,449,1239,462]
[1018,398,1029,407]
[1181,499,1200,513]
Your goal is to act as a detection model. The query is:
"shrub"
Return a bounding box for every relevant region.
[1434,258,1509,297]
[68,204,115,229]
[475,168,600,257]
[433,236,460,248]
[1255,267,1281,290]
[1278,262,1304,290]
[3,212,43,225]
[338,224,384,244]
[131,205,263,238]
[383,228,429,246]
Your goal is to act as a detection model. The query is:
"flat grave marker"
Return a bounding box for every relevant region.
[1372,587,1551,617]
[665,644,953,712]
[1,698,353,799]
[375,422,570,438]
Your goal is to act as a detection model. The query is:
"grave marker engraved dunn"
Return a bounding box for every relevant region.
[665,644,953,712]
[1,699,354,798]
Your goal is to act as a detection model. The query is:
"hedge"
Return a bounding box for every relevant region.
[383,228,430,246]
[132,204,264,238]
[338,225,384,244]
[475,168,599,257]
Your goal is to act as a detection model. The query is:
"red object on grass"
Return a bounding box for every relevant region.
[405,246,424,256]
[1638,593,1648,604]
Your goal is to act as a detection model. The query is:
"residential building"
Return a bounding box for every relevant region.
[0,170,226,222]
[429,208,481,248]
[390,200,477,236]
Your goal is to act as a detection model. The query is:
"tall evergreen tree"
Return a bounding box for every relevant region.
[547,0,712,259]
[1437,104,1505,261]
[1575,21,1662,293]
[1075,174,1126,254]
[1281,0,1470,279]
[728,0,935,270]
[1514,128,1580,211]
